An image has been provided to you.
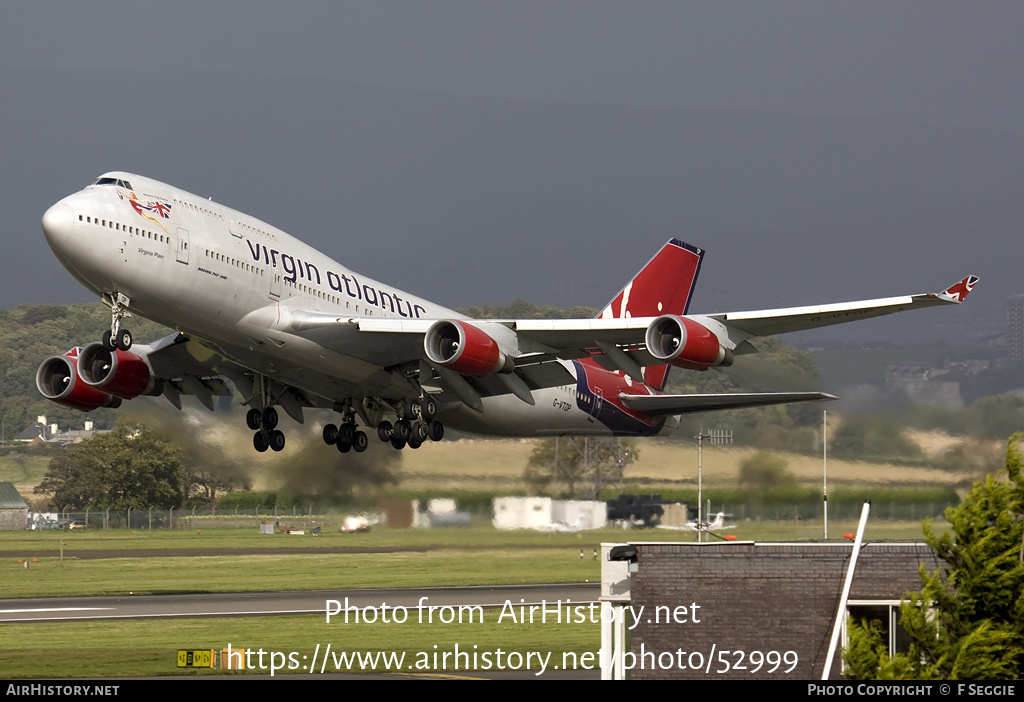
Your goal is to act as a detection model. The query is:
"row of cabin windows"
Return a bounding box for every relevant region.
[236,219,277,241]
[205,248,264,277]
[78,214,167,244]
[174,197,278,243]
[175,198,223,223]
[201,247,369,313]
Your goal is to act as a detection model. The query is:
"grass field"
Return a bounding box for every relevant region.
[1,531,603,599]
[2,610,601,679]
[396,437,982,492]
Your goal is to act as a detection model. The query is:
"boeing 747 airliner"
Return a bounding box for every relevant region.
[38,172,978,453]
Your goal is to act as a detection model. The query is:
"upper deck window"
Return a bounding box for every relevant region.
[93,177,133,190]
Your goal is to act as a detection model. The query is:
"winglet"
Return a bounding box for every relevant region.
[938,275,980,303]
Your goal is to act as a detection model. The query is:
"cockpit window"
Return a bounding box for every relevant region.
[93,177,133,190]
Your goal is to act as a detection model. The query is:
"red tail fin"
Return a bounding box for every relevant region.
[598,239,704,391]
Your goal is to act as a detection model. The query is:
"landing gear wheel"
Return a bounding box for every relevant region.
[323,423,338,445]
[412,421,428,443]
[262,407,279,430]
[407,437,422,450]
[377,421,393,442]
[269,430,286,452]
[336,439,352,454]
[115,329,132,351]
[253,432,269,453]
[352,431,368,453]
[390,435,406,450]
[427,420,444,442]
[338,422,356,444]
[102,330,116,352]
[394,419,412,442]
[420,398,437,421]
[246,408,262,431]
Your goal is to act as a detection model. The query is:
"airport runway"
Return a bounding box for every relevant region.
[0,582,600,623]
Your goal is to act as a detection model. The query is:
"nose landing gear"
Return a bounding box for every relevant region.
[102,292,133,351]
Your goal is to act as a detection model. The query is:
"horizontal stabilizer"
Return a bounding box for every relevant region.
[619,391,836,416]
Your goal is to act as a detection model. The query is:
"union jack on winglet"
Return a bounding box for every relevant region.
[939,275,980,303]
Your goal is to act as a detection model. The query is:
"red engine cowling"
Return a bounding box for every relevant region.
[424,320,512,376]
[36,350,122,412]
[77,343,157,399]
[645,315,733,371]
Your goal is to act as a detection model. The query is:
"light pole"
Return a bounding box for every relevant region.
[696,428,731,542]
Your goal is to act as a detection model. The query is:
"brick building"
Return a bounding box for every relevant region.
[601,540,938,680]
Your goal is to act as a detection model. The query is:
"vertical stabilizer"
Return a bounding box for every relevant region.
[597,239,704,390]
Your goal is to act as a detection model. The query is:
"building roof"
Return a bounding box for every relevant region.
[0,482,29,510]
[15,423,47,442]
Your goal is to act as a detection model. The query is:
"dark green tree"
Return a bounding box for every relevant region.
[738,450,795,493]
[34,421,188,510]
[844,434,1024,679]
[831,413,925,463]
[525,436,637,498]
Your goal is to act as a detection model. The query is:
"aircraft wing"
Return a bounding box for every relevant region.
[704,274,979,343]
[126,333,237,411]
[39,331,242,416]
[285,275,978,377]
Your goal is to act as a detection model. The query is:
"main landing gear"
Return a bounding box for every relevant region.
[245,396,445,454]
[321,397,444,453]
[322,421,369,454]
[248,407,286,453]
[374,397,444,451]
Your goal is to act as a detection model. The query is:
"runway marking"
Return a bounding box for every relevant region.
[0,608,322,623]
[0,607,113,613]
[1,600,601,623]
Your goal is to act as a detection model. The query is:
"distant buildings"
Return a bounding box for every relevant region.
[884,363,963,408]
[13,416,101,446]
[1009,294,1024,364]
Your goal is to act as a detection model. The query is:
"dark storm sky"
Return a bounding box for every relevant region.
[2,2,1021,342]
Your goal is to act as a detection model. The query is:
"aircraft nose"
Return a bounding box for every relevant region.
[42,201,76,247]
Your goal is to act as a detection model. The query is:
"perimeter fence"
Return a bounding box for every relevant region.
[39,506,337,531]
[35,496,957,531]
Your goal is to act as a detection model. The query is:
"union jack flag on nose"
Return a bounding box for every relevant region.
[940,275,979,302]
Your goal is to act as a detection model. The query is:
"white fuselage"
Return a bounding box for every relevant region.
[43,172,672,437]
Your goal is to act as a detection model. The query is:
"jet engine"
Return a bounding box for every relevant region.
[36,351,122,411]
[645,315,734,371]
[77,343,158,399]
[424,320,516,376]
